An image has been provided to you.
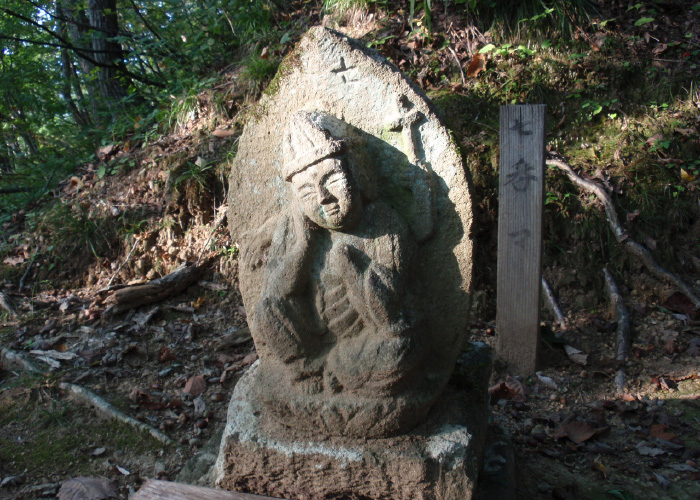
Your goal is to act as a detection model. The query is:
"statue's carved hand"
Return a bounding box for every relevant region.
[328,242,349,268]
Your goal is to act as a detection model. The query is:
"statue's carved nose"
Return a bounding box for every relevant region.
[318,183,334,203]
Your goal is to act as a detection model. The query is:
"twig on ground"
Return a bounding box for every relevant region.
[59,382,173,445]
[447,47,466,86]
[603,268,630,394]
[0,292,18,317]
[108,237,139,287]
[1,347,40,373]
[196,207,228,266]
[546,157,700,308]
[541,276,567,331]
[18,251,40,291]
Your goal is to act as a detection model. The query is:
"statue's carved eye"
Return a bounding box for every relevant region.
[298,183,316,201]
[326,173,346,190]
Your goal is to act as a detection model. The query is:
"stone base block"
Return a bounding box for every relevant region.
[214,344,491,500]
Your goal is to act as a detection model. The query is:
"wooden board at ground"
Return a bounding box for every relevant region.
[496,104,546,375]
[132,479,286,500]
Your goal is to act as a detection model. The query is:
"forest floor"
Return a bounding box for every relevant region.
[2,1,700,499]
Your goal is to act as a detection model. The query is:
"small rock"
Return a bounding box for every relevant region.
[537,482,551,494]
[154,461,166,478]
[193,396,206,417]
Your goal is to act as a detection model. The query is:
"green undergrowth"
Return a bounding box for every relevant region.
[0,371,168,477]
[426,14,700,301]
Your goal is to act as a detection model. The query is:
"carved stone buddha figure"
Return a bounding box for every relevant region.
[239,111,433,437]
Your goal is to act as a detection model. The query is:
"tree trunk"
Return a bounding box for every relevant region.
[87,0,131,103]
[61,0,99,122]
[4,94,39,156]
[57,4,91,126]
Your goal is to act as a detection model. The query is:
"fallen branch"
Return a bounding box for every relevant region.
[59,382,173,445]
[1,347,40,373]
[105,257,215,314]
[0,291,18,317]
[547,158,700,308]
[542,276,567,330]
[18,251,40,291]
[603,268,630,393]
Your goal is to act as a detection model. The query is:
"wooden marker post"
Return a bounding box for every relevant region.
[496,104,546,375]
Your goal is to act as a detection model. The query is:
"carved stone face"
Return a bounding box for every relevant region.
[290,157,361,230]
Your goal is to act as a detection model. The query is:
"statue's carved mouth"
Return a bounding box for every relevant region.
[324,204,340,216]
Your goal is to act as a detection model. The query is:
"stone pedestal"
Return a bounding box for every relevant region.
[215,344,491,500]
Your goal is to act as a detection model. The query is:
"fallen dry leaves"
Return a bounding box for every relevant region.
[57,477,117,500]
[554,420,598,444]
[488,376,528,403]
[466,53,486,78]
[183,375,207,397]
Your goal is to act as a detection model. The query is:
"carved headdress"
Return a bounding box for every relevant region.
[282,111,345,181]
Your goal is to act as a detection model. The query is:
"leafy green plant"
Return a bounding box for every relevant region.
[410,0,433,33]
[39,202,113,260]
[97,156,138,179]
[580,98,618,121]
[479,43,537,58]
[458,0,599,40]
[243,54,280,84]
[173,158,215,192]
[323,0,374,17]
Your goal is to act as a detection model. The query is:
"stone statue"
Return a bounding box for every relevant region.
[216,28,485,500]
[240,111,431,438]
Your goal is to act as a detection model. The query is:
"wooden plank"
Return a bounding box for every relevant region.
[132,479,286,500]
[496,104,546,375]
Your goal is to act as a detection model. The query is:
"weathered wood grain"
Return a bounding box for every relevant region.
[496,104,546,375]
[131,479,285,500]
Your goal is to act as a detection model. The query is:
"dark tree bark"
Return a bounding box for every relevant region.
[2,94,39,156]
[57,2,91,126]
[87,0,131,102]
[60,0,99,121]
[0,142,15,173]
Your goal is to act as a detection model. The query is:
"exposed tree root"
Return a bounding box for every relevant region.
[102,257,216,315]
[59,382,173,445]
[546,158,700,308]
[542,276,567,330]
[1,347,40,373]
[0,291,18,317]
[603,268,631,394]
